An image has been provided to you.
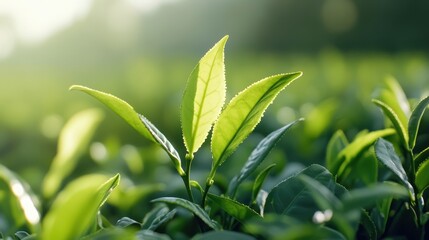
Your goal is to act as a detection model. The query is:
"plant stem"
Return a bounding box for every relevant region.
[183,153,195,203]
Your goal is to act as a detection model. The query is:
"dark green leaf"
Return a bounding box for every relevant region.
[141,204,169,230]
[408,96,429,150]
[207,194,261,223]
[138,115,184,176]
[181,36,228,154]
[415,146,429,167]
[228,119,303,196]
[135,230,172,240]
[416,159,429,193]
[342,182,409,210]
[251,164,276,203]
[359,210,378,240]
[116,217,141,228]
[152,197,221,230]
[326,130,349,172]
[374,138,415,200]
[298,174,342,210]
[192,231,256,240]
[14,231,30,240]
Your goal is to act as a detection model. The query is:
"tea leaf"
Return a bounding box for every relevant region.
[70,85,155,142]
[298,174,342,210]
[181,36,228,154]
[416,159,429,193]
[192,231,256,240]
[326,130,348,172]
[342,182,409,210]
[335,129,395,178]
[228,119,303,196]
[207,194,262,223]
[43,108,103,198]
[152,197,221,230]
[252,164,276,203]
[116,217,141,228]
[139,115,184,176]
[374,138,415,200]
[408,96,429,150]
[0,164,40,234]
[415,146,429,167]
[42,174,120,239]
[372,99,409,149]
[385,76,411,118]
[211,72,302,174]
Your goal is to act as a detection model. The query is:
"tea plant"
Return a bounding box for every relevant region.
[1,36,428,239]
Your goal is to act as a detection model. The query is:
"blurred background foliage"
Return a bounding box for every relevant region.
[1,0,429,212]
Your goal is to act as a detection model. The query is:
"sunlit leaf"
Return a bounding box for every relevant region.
[192,230,256,240]
[228,119,303,196]
[42,174,120,239]
[70,85,154,141]
[416,159,429,193]
[374,138,415,200]
[408,96,429,150]
[251,164,276,203]
[43,108,103,198]
[372,99,409,149]
[181,36,228,154]
[152,197,221,230]
[334,129,395,179]
[326,130,348,172]
[210,72,302,179]
[139,115,184,176]
[385,76,411,118]
[207,194,261,223]
[0,164,40,235]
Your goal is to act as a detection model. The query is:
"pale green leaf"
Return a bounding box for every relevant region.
[70,85,154,142]
[335,129,395,179]
[42,174,120,239]
[372,99,409,149]
[43,108,103,198]
[374,138,415,200]
[408,96,429,150]
[211,72,302,172]
[228,119,303,196]
[207,193,262,223]
[326,130,349,172]
[416,159,429,193]
[385,76,411,118]
[152,197,221,230]
[192,231,256,240]
[181,36,228,154]
[0,164,40,234]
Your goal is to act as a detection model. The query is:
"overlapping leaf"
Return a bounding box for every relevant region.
[207,194,261,223]
[408,96,429,150]
[181,36,228,154]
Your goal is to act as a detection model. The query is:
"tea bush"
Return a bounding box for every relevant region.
[1,36,429,239]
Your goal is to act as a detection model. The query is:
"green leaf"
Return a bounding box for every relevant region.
[0,165,40,234]
[335,129,395,179]
[207,194,261,223]
[228,119,303,196]
[372,99,409,149]
[415,146,429,167]
[374,138,415,201]
[265,164,345,221]
[181,36,228,154]
[251,164,276,203]
[408,96,429,150]
[135,230,172,240]
[43,108,103,198]
[211,72,302,177]
[298,174,342,210]
[152,197,221,230]
[416,159,429,193]
[116,217,141,228]
[138,115,184,176]
[360,210,378,240]
[42,174,120,239]
[326,130,349,172]
[341,182,409,210]
[192,231,256,240]
[385,76,411,118]
[70,85,154,142]
[140,205,176,231]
